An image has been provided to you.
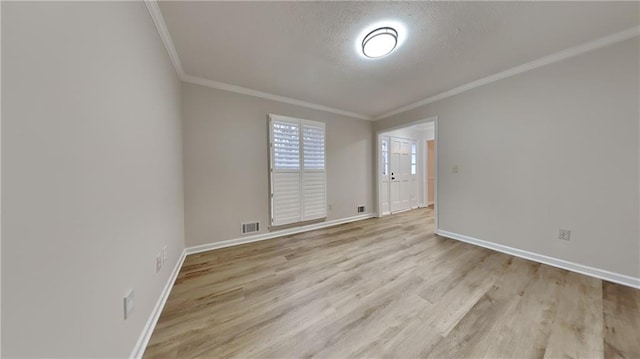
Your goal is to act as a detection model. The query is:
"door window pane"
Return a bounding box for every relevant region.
[410,143,417,175]
[382,139,389,175]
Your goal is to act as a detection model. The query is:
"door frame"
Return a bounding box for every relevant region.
[375,116,439,231]
[424,138,435,206]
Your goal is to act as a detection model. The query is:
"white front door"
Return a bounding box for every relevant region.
[390,137,413,213]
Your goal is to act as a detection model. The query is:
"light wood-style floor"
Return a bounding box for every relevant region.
[144,208,640,358]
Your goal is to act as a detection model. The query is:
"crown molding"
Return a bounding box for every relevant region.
[144,1,638,123]
[181,75,373,120]
[144,1,184,76]
[143,1,373,121]
[375,26,640,120]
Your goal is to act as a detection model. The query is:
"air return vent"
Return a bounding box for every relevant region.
[357,206,366,213]
[241,222,260,234]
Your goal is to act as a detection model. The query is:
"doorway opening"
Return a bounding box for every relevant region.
[377,117,437,224]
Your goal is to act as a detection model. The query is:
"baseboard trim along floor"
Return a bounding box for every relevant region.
[142,208,640,358]
[130,249,187,359]
[130,212,375,358]
[131,215,639,358]
[185,213,376,256]
[436,229,640,289]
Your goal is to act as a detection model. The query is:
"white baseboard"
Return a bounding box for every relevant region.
[130,249,187,359]
[185,213,376,255]
[435,229,640,289]
[133,218,637,359]
[129,213,375,358]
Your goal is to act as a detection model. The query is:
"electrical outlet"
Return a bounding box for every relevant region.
[328,204,333,211]
[162,245,167,264]
[156,252,163,272]
[558,229,571,241]
[123,289,135,320]
[452,165,459,173]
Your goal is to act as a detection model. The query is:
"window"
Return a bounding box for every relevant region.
[269,114,326,226]
[410,143,417,175]
[381,139,388,175]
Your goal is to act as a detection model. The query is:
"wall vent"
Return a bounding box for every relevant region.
[357,206,366,213]
[241,222,260,234]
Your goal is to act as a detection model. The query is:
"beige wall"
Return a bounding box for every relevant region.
[182,83,374,247]
[2,2,185,357]
[375,38,640,278]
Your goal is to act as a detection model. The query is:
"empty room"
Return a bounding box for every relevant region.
[2,1,639,358]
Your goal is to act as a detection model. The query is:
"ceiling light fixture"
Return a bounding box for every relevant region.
[362,27,398,58]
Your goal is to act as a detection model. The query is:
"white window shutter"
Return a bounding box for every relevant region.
[270,117,302,226]
[272,172,301,225]
[302,123,325,170]
[302,121,326,221]
[302,171,326,220]
[272,121,300,170]
[269,115,326,226]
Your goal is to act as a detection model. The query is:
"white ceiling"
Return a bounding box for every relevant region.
[157,1,639,119]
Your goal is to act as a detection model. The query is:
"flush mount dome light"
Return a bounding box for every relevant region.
[362,27,398,58]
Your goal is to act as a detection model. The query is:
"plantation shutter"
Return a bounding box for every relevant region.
[269,115,327,226]
[301,121,326,221]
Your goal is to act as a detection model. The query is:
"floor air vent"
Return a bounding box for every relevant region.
[241,222,260,234]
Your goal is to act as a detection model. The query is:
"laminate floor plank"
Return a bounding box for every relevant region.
[543,271,605,358]
[603,281,640,359]
[143,208,640,359]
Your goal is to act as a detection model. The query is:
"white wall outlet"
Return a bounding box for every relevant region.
[123,289,135,320]
[452,165,459,173]
[156,252,163,273]
[162,245,167,264]
[558,229,571,241]
[328,204,333,211]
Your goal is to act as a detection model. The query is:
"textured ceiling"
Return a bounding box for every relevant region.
[158,1,639,118]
